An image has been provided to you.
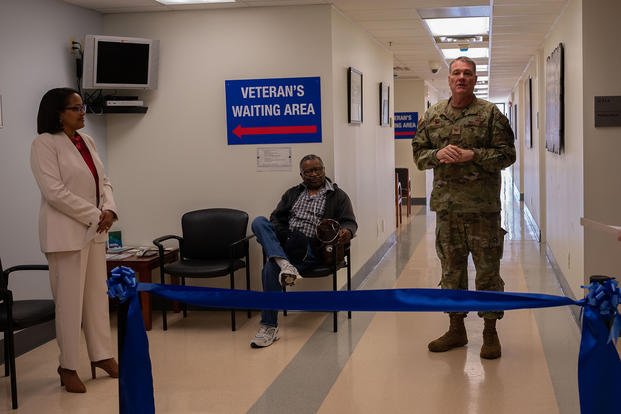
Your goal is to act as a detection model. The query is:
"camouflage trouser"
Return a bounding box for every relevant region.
[435,211,507,319]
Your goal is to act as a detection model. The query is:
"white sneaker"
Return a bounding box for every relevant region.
[279,262,301,286]
[250,325,280,348]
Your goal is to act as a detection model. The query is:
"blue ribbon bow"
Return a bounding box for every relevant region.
[107,266,137,303]
[581,278,621,344]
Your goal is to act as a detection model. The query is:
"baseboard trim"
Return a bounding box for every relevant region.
[544,243,581,326]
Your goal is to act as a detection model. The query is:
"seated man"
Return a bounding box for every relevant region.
[250,154,357,348]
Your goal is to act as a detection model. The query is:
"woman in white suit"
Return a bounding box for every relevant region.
[31,88,119,393]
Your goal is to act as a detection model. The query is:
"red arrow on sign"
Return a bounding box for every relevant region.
[395,131,416,136]
[233,124,317,138]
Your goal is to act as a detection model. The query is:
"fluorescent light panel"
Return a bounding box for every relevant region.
[442,47,488,60]
[418,6,490,19]
[425,17,489,37]
[155,0,235,4]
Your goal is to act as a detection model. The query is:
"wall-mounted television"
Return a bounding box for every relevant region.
[82,35,159,90]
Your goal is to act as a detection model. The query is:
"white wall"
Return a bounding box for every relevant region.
[582,0,621,285]
[330,7,395,268]
[0,0,103,299]
[510,90,524,198]
[394,78,426,199]
[520,58,544,239]
[331,9,396,269]
[541,0,584,296]
[103,5,394,289]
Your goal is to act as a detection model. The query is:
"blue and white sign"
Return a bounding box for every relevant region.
[225,77,322,145]
[394,112,418,140]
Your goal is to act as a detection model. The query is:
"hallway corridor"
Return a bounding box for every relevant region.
[1,179,582,413]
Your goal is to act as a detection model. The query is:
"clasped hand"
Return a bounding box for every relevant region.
[436,144,475,164]
[97,210,116,233]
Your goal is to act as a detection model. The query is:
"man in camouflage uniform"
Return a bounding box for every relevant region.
[412,56,516,359]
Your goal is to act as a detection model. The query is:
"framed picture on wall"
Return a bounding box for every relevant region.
[379,82,389,126]
[545,43,564,154]
[514,104,518,140]
[348,67,363,124]
[525,77,533,148]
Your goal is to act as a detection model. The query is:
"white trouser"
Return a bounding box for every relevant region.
[46,240,113,370]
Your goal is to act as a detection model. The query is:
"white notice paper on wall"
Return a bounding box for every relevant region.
[256,147,292,172]
[580,217,621,235]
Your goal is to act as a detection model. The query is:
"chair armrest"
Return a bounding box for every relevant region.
[153,235,182,261]
[2,264,49,290]
[229,234,256,259]
[153,235,182,249]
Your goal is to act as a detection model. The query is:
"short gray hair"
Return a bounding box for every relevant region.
[449,57,477,73]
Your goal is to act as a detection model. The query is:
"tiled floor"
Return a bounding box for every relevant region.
[1,176,584,413]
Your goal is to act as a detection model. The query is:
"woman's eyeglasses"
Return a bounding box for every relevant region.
[65,104,87,113]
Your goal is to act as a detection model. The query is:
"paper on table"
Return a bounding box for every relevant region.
[580,217,621,234]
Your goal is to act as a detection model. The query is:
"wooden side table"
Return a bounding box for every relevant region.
[106,248,178,331]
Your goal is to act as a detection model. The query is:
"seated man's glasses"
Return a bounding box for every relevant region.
[301,167,324,176]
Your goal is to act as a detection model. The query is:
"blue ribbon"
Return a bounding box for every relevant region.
[577,279,621,414]
[111,278,621,414]
[138,283,576,312]
[107,267,155,414]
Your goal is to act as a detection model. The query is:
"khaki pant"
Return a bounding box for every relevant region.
[46,240,113,370]
[435,211,506,319]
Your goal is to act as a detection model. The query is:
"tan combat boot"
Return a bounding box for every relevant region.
[428,313,468,352]
[480,318,501,359]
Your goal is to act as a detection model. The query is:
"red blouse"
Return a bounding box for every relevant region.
[70,133,100,205]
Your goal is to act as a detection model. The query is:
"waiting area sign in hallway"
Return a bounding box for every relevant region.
[225,76,322,145]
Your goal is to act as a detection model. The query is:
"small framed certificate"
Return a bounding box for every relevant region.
[348,67,363,124]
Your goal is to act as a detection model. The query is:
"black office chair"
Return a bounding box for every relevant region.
[281,244,352,333]
[153,208,254,331]
[0,259,55,410]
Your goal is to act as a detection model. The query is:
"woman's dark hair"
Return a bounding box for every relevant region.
[37,88,80,134]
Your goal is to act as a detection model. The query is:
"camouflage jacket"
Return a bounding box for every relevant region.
[412,98,516,213]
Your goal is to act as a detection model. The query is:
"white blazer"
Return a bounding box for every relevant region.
[30,131,118,253]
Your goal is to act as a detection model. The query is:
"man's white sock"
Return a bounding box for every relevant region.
[274,257,291,270]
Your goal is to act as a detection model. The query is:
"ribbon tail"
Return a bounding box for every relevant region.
[578,307,621,414]
[119,292,155,414]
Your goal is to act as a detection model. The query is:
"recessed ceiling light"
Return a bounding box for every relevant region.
[155,0,236,4]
